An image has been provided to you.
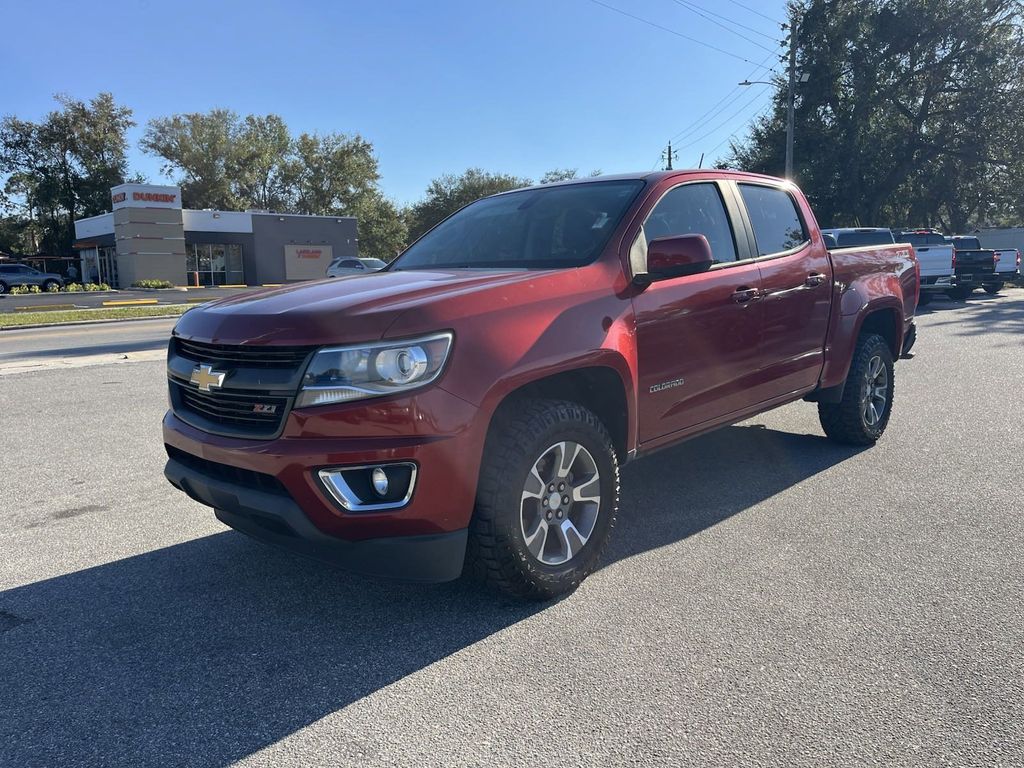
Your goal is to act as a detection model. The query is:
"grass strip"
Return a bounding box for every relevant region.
[0,304,191,328]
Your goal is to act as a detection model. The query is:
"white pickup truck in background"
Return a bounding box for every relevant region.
[895,229,955,305]
[991,247,1021,289]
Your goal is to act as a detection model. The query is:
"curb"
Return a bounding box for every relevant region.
[0,313,186,332]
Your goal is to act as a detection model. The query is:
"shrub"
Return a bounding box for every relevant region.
[9,284,29,295]
[131,279,175,289]
[64,282,83,292]
[28,285,41,293]
[46,282,61,292]
[83,282,111,292]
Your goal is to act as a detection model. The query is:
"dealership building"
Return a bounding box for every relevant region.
[73,183,358,287]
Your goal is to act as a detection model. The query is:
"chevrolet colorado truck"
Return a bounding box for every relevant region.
[163,170,918,600]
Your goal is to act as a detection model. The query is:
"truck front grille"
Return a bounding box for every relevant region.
[173,338,315,368]
[170,381,291,438]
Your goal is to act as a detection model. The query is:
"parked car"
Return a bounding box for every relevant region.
[990,247,1021,288]
[894,229,955,305]
[163,170,918,600]
[0,263,64,294]
[820,227,895,248]
[948,236,998,297]
[326,257,388,278]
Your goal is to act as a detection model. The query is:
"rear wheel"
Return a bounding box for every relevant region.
[43,279,60,292]
[818,333,894,446]
[466,399,619,600]
[948,285,973,301]
[0,281,8,294]
[983,282,1004,295]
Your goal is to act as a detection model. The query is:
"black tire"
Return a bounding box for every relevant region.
[916,291,932,306]
[466,399,619,600]
[983,282,1004,295]
[43,279,60,292]
[948,285,973,301]
[0,281,8,295]
[818,333,895,446]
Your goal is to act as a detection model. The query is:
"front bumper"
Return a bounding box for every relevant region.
[165,455,468,582]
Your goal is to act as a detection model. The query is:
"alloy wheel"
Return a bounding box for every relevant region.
[520,441,601,566]
[862,355,888,427]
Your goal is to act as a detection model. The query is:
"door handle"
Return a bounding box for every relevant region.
[805,272,827,287]
[731,287,760,304]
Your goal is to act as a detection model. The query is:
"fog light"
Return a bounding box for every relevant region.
[372,467,389,496]
[317,462,417,512]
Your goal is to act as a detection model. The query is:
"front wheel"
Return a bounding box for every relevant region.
[466,399,619,600]
[983,282,1004,295]
[818,333,894,446]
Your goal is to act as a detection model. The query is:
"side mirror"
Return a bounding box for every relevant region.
[822,233,837,249]
[633,234,714,286]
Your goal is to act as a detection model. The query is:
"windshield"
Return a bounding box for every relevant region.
[830,230,895,248]
[392,180,644,270]
[900,233,946,247]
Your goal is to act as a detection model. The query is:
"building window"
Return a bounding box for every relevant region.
[186,243,244,286]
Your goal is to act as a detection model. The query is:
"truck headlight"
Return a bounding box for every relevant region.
[295,332,453,408]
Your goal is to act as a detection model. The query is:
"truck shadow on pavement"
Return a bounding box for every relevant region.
[916,291,1024,339]
[0,424,864,767]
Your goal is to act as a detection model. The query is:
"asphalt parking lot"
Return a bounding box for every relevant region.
[1,292,1022,767]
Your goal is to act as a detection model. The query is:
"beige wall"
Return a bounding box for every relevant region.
[114,206,186,287]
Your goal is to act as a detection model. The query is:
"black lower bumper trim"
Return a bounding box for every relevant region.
[164,457,467,583]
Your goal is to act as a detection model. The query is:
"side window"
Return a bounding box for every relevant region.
[643,183,738,263]
[738,184,809,256]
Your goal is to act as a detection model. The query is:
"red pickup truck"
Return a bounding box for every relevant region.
[164,170,918,599]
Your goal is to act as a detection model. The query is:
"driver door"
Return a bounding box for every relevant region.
[632,181,765,444]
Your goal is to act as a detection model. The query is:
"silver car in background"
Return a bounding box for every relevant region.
[0,263,65,293]
[326,257,388,278]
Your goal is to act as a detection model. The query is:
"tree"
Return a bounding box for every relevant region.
[140,109,238,209]
[406,168,531,240]
[0,92,134,253]
[352,191,408,261]
[227,114,293,211]
[725,0,1024,230]
[539,168,603,184]
[288,132,380,216]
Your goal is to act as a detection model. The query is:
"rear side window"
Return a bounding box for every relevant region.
[739,184,809,256]
[644,183,737,263]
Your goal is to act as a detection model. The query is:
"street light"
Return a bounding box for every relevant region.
[739,71,809,180]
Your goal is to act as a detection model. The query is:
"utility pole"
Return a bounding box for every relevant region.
[785,5,798,179]
[662,141,678,170]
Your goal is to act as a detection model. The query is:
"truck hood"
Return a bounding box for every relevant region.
[171,269,541,346]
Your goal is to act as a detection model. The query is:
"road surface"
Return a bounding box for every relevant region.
[1,291,1022,767]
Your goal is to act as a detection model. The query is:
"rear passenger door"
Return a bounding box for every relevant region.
[734,182,832,400]
[632,180,766,443]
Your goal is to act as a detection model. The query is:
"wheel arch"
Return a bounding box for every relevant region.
[484,365,633,463]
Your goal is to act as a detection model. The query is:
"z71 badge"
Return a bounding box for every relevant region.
[252,403,278,414]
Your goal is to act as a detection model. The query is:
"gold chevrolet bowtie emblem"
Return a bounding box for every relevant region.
[190,363,227,392]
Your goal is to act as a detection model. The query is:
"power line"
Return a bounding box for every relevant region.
[723,0,782,24]
[669,0,780,53]
[665,50,780,144]
[585,0,776,71]
[704,87,775,159]
[670,0,781,41]
[675,84,773,152]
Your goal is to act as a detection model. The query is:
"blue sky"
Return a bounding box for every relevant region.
[0,0,788,205]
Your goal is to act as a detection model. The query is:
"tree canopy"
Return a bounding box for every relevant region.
[0,93,134,253]
[726,0,1024,232]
